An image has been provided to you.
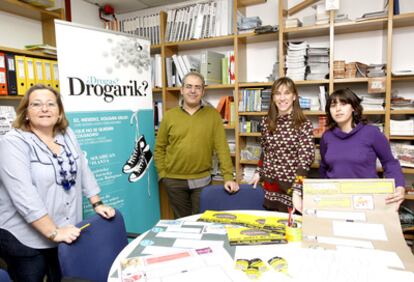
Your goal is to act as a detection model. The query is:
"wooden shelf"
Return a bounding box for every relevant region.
[363,110,386,115]
[0,0,61,20]
[239,132,261,137]
[150,45,161,53]
[405,194,414,200]
[294,80,329,85]
[303,110,325,116]
[0,45,57,59]
[240,159,259,165]
[391,110,414,115]
[389,136,414,140]
[239,82,273,88]
[164,35,234,51]
[237,32,278,44]
[152,88,162,93]
[334,77,370,83]
[224,125,235,130]
[238,0,266,7]
[238,111,266,116]
[334,18,388,35]
[392,75,414,81]
[283,24,329,39]
[0,95,23,101]
[402,168,414,174]
[393,12,414,29]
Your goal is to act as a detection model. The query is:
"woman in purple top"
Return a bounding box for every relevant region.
[320,88,405,209]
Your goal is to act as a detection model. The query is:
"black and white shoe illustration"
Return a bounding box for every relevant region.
[122,135,147,173]
[128,144,153,183]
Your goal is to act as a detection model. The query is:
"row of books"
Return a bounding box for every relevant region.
[216,95,236,126]
[165,50,235,87]
[0,53,59,96]
[165,0,233,42]
[239,116,261,133]
[153,100,163,130]
[109,13,161,45]
[238,88,271,112]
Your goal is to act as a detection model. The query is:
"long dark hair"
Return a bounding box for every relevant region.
[325,88,367,129]
[266,77,307,132]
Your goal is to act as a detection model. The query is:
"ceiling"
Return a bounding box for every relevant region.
[84,0,190,14]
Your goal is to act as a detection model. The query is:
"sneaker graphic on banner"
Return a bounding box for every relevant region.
[122,135,147,174]
[128,144,153,183]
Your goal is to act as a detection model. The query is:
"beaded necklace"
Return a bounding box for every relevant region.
[52,144,77,191]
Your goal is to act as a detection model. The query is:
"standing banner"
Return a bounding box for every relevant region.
[55,20,160,234]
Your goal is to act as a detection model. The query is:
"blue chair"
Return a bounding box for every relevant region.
[58,210,128,282]
[0,269,11,282]
[199,184,265,212]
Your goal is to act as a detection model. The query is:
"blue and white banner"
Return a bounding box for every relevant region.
[55,20,160,234]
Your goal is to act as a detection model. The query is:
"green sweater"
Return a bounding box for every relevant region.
[154,106,233,182]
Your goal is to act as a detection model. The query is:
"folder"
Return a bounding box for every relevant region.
[0,52,7,95]
[25,57,36,90]
[5,54,18,95]
[34,58,45,85]
[15,55,27,96]
[199,50,224,85]
[51,60,60,92]
[43,60,53,88]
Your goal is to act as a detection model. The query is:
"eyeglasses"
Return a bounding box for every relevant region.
[183,84,203,91]
[29,101,58,110]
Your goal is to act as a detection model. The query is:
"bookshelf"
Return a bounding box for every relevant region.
[141,0,414,218]
[0,0,64,100]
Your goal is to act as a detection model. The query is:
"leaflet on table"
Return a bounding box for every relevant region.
[226,226,287,246]
[125,219,236,259]
[302,179,414,271]
[119,246,246,282]
[197,210,292,233]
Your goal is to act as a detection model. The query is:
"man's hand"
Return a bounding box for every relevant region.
[224,181,239,193]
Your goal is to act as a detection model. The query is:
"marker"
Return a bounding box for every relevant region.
[80,223,91,231]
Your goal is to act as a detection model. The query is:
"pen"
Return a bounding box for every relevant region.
[80,223,91,231]
[287,208,292,227]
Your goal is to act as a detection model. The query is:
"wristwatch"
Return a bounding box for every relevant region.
[48,229,58,241]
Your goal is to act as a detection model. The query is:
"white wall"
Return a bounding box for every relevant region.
[0,11,43,49]
[70,0,103,28]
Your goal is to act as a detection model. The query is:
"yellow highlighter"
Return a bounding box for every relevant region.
[80,223,91,231]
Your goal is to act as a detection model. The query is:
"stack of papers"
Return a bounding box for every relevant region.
[285,41,308,80]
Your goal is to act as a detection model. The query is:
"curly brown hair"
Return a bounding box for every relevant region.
[13,84,69,134]
[266,77,307,132]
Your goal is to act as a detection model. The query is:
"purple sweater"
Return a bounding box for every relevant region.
[319,123,405,187]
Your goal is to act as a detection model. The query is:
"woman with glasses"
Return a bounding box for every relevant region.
[320,88,405,210]
[0,84,115,282]
[250,77,315,213]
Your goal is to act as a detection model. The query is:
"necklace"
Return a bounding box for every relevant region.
[52,145,77,191]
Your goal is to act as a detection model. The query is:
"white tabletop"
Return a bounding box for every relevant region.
[108,210,300,282]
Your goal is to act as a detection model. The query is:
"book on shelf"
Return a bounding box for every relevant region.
[200,50,225,85]
[391,143,414,168]
[24,44,57,56]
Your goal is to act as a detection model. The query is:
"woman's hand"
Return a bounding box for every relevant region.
[249,172,260,188]
[292,192,303,213]
[385,186,405,211]
[95,204,116,219]
[53,225,81,244]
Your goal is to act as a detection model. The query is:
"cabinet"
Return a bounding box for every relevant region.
[0,0,64,99]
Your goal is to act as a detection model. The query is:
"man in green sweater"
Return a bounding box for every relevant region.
[154,71,239,218]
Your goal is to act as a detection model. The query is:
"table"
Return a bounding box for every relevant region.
[108,210,299,282]
[107,210,414,282]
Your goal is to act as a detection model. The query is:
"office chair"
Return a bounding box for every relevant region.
[0,269,11,282]
[199,184,265,212]
[58,209,128,282]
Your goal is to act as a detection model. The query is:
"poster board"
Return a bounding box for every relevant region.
[55,20,160,234]
[302,178,414,271]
